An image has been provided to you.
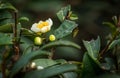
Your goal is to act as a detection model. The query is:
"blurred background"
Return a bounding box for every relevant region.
[2,0,120,61]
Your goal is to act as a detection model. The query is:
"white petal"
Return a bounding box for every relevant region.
[31,23,40,32]
[37,66,44,70]
[40,27,48,33]
[46,18,53,27]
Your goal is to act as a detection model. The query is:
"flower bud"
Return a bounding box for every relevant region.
[49,34,56,41]
[34,37,42,45]
[30,62,36,68]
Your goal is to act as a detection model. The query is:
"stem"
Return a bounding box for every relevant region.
[1,59,6,78]
[13,12,20,61]
[99,30,119,57]
[49,48,55,59]
[113,45,119,71]
[1,46,9,78]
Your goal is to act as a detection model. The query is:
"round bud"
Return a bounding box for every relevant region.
[49,34,56,41]
[34,37,42,45]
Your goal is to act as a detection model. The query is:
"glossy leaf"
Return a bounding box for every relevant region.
[24,64,77,78]
[21,28,34,36]
[10,50,50,78]
[19,17,29,22]
[62,72,77,78]
[0,3,18,12]
[20,37,33,55]
[70,14,78,20]
[0,33,12,45]
[109,39,120,50]
[54,20,78,39]
[0,24,13,33]
[103,22,116,33]
[32,59,57,68]
[72,27,79,38]
[57,5,71,22]
[0,19,13,26]
[0,11,12,21]
[81,53,102,78]
[83,36,100,60]
[40,40,81,50]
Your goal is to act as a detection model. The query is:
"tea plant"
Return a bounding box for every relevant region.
[1,1,120,78]
[0,2,80,78]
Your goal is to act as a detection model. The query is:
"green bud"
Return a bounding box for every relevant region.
[34,37,42,45]
[49,34,56,41]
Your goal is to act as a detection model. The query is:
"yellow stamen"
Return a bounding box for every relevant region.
[37,22,49,28]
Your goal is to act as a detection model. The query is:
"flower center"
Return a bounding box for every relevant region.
[37,22,49,28]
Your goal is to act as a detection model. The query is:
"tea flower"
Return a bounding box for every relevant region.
[49,34,56,41]
[31,18,53,33]
[34,37,42,45]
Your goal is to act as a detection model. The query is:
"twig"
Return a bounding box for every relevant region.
[99,30,118,57]
[1,58,6,78]
[13,12,20,61]
[49,48,55,59]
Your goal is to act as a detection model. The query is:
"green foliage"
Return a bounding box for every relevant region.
[0,3,17,12]
[109,39,120,49]
[10,50,50,78]
[24,64,77,78]
[0,33,12,45]
[83,36,100,60]
[81,53,102,78]
[54,20,78,39]
[18,17,29,22]
[40,40,81,50]
[57,5,71,22]
[0,2,80,78]
[0,24,13,33]
[1,1,120,78]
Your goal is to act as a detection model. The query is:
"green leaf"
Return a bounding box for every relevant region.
[21,28,34,36]
[10,50,50,78]
[19,17,29,22]
[57,5,71,22]
[0,3,18,12]
[40,40,81,50]
[109,39,120,50]
[24,64,77,78]
[0,11,12,21]
[62,72,77,78]
[20,37,33,54]
[0,19,13,26]
[112,16,118,25]
[70,14,78,20]
[0,33,12,45]
[83,36,100,60]
[81,53,102,78]
[0,24,13,33]
[32,59,57,68]
[103,22,116,33]
[54,20,78,39]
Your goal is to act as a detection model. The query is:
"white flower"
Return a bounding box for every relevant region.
[31,18,53,33]
[37,66,44,70]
